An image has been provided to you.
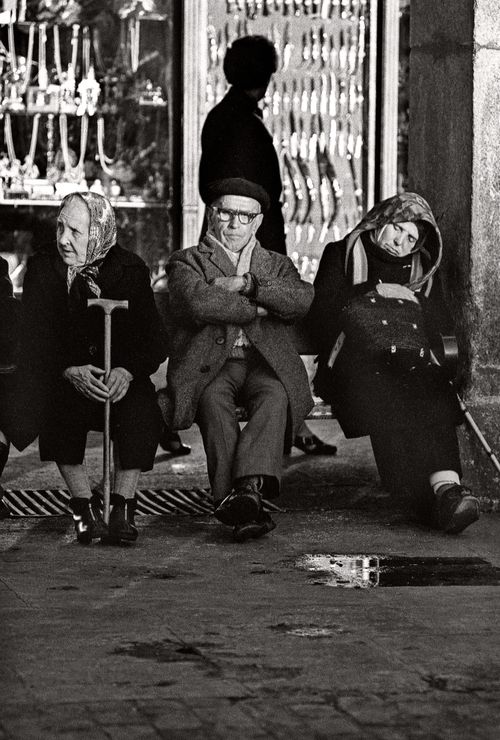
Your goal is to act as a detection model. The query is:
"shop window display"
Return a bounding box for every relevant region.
[0,0,175,285]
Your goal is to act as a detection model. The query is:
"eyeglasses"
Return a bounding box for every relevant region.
[211,207,260,225]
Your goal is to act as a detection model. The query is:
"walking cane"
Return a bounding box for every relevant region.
[440,335,500,475]
[88,298,129,523]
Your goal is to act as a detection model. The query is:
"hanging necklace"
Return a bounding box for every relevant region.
[4,113,17,165]
[82,26,91,77]
[7,22,17,72]
[23,112,41,177]
[19,22,35,94]
[53,25,63,82]
[37,23,48,90]
[96,116,117,175]
[129,17,140,73]
[59,112,88,182]
[70,24,80,75]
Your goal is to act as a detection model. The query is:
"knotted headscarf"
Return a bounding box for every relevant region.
[343,192,443,297]
[60,191,117,298]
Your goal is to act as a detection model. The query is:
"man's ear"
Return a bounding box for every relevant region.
[253,213,264,232]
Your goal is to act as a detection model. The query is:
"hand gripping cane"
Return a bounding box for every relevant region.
[88,298,129,523]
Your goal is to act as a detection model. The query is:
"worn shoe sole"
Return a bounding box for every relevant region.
[233,516,276,543]
[214,492,261,526]
[443,496,480,534]
[107,527,138,544]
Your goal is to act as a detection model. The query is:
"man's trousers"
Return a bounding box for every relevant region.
[196,353,288,504]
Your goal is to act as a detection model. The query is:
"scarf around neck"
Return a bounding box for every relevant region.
[343,192,442,297]
[204,231,257,274]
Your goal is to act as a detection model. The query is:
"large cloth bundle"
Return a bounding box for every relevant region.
[341,290,430,372]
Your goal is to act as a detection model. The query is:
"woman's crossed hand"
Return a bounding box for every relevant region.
[63,365,133,403]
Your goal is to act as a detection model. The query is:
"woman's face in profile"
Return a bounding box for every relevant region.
[56,198,90,267]
[376,221,419,257]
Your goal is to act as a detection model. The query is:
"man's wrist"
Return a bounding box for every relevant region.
[241,272,256,297]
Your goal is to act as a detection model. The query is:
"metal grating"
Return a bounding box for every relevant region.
[0,488,282,518]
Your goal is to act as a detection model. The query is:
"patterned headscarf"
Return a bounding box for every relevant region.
[59,191,117,297]
[343,192,443,297]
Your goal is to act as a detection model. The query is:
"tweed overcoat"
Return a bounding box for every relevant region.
[165,238,314,432]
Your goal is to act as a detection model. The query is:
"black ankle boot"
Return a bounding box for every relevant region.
[69,496,107,544]
[108,494,138,543]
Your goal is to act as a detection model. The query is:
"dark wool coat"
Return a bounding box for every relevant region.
[0,257,21,429]
[0,256,21,369]
[165,239,314,432]
[199,86,287,255]
[10,244,167,451]
[308,194,462,439]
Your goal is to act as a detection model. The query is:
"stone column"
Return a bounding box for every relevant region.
[408,0,500,500]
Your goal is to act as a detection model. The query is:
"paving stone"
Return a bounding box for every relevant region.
[2,422,500,738]
[101,725,160,740]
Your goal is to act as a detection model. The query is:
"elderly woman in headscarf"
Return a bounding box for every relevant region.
[308,192,479,535]
[12,192,167,544]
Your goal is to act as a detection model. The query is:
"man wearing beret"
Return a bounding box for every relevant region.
[164,177,314,541]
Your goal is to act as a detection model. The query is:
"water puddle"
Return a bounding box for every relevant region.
[295,554,500,588]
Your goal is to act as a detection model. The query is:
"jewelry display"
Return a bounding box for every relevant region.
[0,4,171,283]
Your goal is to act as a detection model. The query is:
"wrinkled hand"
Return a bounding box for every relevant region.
[212,276,246,293]
[63,365,109,402]
[106,367,133,403]
[376,283,419,303]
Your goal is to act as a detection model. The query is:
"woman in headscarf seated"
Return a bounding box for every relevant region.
[308,192,480,534]
[11,192,167,544]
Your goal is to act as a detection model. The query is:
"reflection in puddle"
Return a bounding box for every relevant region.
[295,555,500,588]
[287,627,337,638]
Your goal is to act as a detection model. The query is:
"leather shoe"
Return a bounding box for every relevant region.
[432,484,480,534]
[233,512,276,542]
[108,494,138,543]
[214,480,262,526]
[69,495,107,544]
[159,428,191,456]
[293,434,337,455]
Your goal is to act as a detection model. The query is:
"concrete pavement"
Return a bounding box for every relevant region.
[1,421,500,739]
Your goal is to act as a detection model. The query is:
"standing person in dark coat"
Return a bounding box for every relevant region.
[199,35,286,256]
[0,256,21,511]
[308,192,480,534]
[164,177,314,541]
[11,192,167,544]
[199,34,336,456]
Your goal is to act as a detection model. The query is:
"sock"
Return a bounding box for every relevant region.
[57,463,92,499]
[113,468,140,500]
[429,470,461,495]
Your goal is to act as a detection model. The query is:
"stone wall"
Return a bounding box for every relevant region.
[408,0,500,501]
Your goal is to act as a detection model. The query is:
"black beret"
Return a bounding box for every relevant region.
[223,35,278,89]
[204,178,270,212]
